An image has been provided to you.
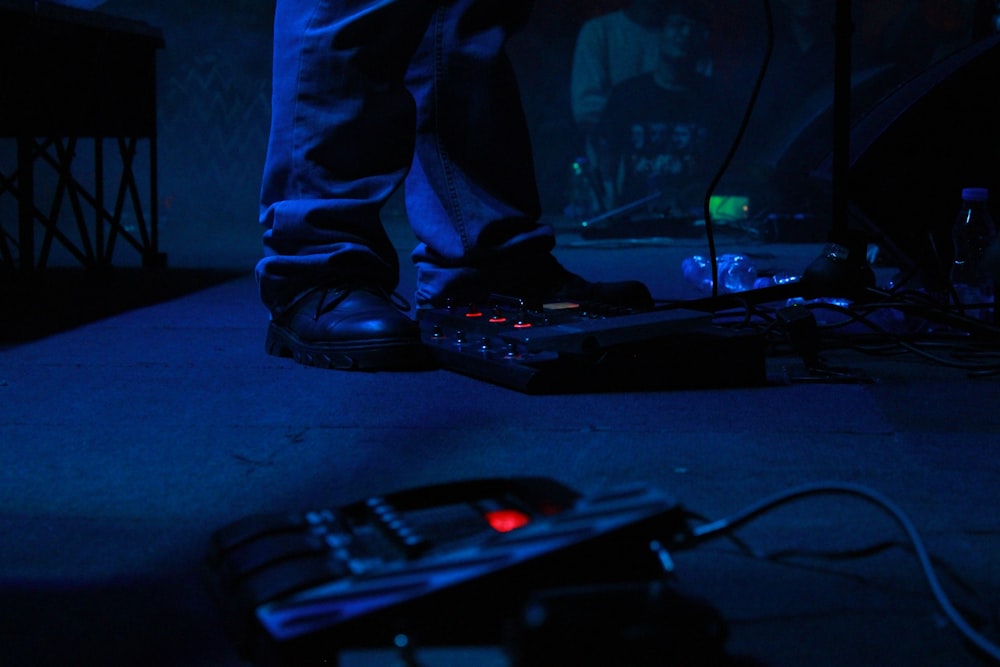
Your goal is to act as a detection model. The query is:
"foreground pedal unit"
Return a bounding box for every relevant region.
[205,477,690,666]
[417,297,767,392]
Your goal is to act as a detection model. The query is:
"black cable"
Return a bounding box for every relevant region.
[686,481,1000,662]
[768,541,996,625]
[692,277,1000,375]
[703,538,997,637]
[703,0,775,299]
[831,305,1000,369]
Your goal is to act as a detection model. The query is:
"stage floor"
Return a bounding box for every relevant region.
[2,227,998,666]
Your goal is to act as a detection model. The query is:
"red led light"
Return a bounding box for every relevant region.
[484,509,531,533]
[489,317,507,323]
[513,322,532,328]
[465,310,483,318]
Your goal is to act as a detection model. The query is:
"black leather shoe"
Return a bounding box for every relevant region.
[265,284,431,370]
[505,263,654,310]
[541,270,654,310]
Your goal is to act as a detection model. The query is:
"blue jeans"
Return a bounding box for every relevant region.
[257,0,556,312]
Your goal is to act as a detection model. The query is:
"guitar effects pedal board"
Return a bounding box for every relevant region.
[417,296,767,393]
[205,477,690,666]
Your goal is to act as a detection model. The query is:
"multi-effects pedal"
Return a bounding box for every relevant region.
[204,477,692,666]
[417,295,767,392]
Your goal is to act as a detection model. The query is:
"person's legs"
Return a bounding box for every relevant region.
[404,0,653,309]
[257,0,437,369]
[257,0,653,370]
[404,0,555,306]
[257,0,436,313]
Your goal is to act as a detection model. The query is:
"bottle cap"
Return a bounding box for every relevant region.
[961,187,989,201]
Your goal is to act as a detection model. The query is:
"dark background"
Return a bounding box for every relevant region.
[35,0,994,270]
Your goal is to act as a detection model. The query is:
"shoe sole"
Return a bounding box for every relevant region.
[265,322,433,371]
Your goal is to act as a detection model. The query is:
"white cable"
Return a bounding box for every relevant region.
[689,481,1000,663]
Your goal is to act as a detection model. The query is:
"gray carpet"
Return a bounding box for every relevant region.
[2,228,998,667]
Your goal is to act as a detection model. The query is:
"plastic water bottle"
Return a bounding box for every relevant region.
[681,254,758,293]
[753,271,800,290]
[950,187,997,321]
